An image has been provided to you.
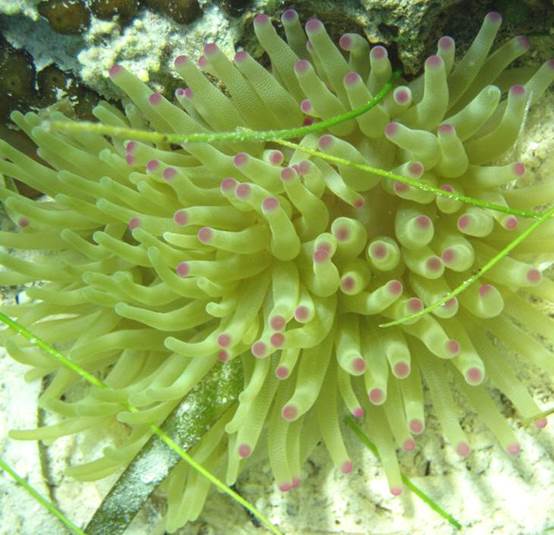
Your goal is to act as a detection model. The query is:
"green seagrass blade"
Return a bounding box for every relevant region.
[85,359,242,535]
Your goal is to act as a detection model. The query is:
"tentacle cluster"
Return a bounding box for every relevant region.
[1,9,554,530]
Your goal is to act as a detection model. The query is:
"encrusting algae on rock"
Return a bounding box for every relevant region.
[1,8,554,531]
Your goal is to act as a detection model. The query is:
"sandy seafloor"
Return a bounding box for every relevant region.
[1,3,554,534]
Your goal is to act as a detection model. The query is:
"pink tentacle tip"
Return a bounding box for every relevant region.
[294,59,311,74]
[504,215,518,230]
[527,268,541,284]
[303,116,315,126]
[238,444,252,459]
[234,50,248,63]
[128,217,141,230]
[262,196,279,212]
[388,280,403,295]
[390,486,403,497]
[294,305,310,322]
[18,217,30,228]
[513,162,525,176]
[217,333,231,348]
[300,98,312,113]
[506,442,521,456]
[353,197,365,209]
[281,167,296,182]
[235,183,251,199]
[371,242,387,259]
[339,34,352,50]
[466,367,483,385]
[384,122,398,137]
[352,407,365,418]
[510,84,526,96]
[334,225,350,241]
[125,154,135,166]
[282,404,298,421]
[297,160,311,175]
[148,92,162,105]
[176,262,190,278]
[251,341,267,358]
[426,256,442,272]
[173,210,188,226]
[407,298,423,313]
[426,54,443,68]
[233,152,248,167]
[442,247,456,264]
[125,140,136,153]
[197,55,207,68]
[270,315,286,331]
[278,482,292,493]
[446,339,460,356]
[108,64,123,78]
[394,361,411,379]
[146,159,159,172]
[197,227,213,243]
[163,167,177,181]
[409,161,424,176]
[275,366,289,380]
[305,18,323,33]
[220,177,237,192]
[352,357,367,374]
[318,134,333,149]
[535,418,548,429]
[409,419,424,435]
[270,332,285,348]
[486,11,502,24]
[394,181,409,194]
[456,441,471,458]
[371,45,387,60]
[291,477,301,489]
[344,71,360,86]
[516,35,530,50]
[457,214,471,230]
[341,276,356,294]
[254,13,269,25]
[438,123,454,135]
[313,245,330,263]
[479,283,493,297]
[368,387,385,405]
[174,55,188,66]
[269,150,284,165]
[438,36,454,50]
[403,438,416,452]
[340,460,353,474]
[204,42,218,56]
[415,214,431,229]
[217,350,229,363]
[394,87,410,104]
[282,8,297,21]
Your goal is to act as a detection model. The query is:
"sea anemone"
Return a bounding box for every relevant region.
[1,8,554,531]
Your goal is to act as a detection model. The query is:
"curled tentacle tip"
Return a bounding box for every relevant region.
[340,460,353,474]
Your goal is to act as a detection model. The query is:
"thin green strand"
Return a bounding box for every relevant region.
[345,417,462,531]
[380,204,554,328]
[276,140,545,220]
[47,71,400,145]
[0,311,282,535]
[0,456,87,535]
